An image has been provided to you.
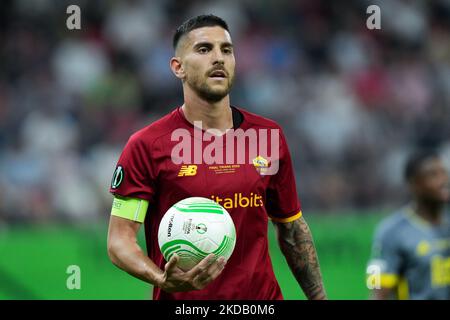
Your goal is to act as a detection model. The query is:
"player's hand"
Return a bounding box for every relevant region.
[156,253,227,293]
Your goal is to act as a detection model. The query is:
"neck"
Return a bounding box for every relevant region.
[413,199,445,225]
[181,86,233,133]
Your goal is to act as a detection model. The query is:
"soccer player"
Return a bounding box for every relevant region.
[107,14,326,300]
[368,149,450,299]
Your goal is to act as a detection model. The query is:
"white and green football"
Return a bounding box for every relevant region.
[158,197,236,271]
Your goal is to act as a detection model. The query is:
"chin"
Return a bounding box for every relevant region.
[209,83,229,91]
[199,87,230,102]
[200,91,228,103]
[211,89,229,97]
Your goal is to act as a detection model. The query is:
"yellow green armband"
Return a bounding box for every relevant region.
[111,196,149,223]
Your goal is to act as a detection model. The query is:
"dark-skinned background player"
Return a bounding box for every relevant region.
[368,149,450,299]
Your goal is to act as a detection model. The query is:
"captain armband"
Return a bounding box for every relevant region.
[111,196,149,223]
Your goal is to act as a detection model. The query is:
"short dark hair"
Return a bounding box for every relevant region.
[173,14,230,50]
[404,149,440,182]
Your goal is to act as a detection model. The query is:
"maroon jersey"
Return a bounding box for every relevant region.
[110,106,302,300]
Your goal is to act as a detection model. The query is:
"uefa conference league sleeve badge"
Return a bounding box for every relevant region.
[111,165,124,189]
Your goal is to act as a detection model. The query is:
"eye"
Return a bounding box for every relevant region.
[223,47,233,54]
[198,47,210,54]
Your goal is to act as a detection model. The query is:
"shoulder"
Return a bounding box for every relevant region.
[374,207,411,241]
[127,108,179,147]
[237,107,283,130]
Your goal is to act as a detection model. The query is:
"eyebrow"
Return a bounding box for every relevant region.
[193,41,234,49]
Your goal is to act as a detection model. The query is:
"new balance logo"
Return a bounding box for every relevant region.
[178,165,197,177]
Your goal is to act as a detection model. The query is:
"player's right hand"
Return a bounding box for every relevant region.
[156,253,226,293]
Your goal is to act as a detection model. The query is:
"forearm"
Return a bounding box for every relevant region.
[371,287,396,300]
[274,216,326,300]
[108,238,163,287]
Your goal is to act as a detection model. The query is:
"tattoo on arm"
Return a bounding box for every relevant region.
[274,216,326,300]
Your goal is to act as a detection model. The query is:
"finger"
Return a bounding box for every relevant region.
[187,253,215,277]
[209,257,226,278]
[204,257,227,281]
[195,257,226,285]
[164,253,179,273]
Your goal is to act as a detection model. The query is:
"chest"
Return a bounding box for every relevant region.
[149,135,275,221]
[401,228,450,277]
[158,160,271,201]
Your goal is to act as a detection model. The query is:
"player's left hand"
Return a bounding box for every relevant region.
[156,253,227,293]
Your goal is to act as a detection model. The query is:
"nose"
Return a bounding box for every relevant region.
[211,47,224,65]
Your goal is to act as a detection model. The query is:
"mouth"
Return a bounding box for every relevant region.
[209,70,227,79]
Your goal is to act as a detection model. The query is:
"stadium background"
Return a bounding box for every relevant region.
[1,0,449,299]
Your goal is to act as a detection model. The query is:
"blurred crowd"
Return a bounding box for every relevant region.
[1,0,450,223]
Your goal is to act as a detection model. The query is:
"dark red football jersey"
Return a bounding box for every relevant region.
[109,106,302,300]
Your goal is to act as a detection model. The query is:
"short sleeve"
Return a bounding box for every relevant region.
[265,128,302,222]
[109,134,156,203]
[368,223,403,288]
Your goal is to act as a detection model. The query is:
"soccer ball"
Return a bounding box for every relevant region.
[158,197,236,271]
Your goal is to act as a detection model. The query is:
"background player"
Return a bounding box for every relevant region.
[368,149,450,299]
[107,14,326,300]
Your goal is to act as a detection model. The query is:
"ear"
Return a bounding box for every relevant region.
[170,57,185,80]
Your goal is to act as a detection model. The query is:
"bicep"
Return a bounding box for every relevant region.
[265,129,301,222]
[107,195,149,245]
[370,226,403,280]
[368,225,404,298]
[108,215,142,246]
[107,215,153,278]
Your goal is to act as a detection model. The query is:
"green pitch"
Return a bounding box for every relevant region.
[0,212,385,299]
